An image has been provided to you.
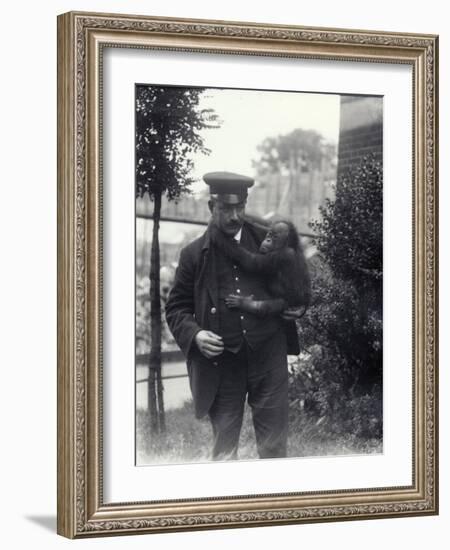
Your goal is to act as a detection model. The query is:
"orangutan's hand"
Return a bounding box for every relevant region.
[281,306,306,321]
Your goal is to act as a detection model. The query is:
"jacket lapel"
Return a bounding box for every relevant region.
[198,225,219,308]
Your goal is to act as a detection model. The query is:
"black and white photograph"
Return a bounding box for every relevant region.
[135,84,383,466]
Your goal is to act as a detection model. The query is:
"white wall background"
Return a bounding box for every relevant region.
[0,0,446,547]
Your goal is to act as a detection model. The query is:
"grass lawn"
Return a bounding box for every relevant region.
[136,399,382,465]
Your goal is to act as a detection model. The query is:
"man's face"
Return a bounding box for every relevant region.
[209,197,246,237]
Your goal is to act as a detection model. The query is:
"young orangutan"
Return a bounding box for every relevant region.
[211,219,311,317]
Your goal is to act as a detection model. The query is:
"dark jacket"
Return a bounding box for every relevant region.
[165,221,299,418]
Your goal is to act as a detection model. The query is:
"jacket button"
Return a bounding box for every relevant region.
[211,307,217,314]
[213,361,218,366]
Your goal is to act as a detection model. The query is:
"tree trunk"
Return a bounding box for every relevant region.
[147,191,159,436]
[148,190,165,435]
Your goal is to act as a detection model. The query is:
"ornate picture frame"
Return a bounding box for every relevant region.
[57,11,438,538]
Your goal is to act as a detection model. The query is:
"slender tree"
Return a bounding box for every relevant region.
[136,85,219,435]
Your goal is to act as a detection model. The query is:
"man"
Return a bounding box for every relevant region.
[165,172,302,460]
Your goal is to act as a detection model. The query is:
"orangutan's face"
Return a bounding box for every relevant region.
[259,222,290,254]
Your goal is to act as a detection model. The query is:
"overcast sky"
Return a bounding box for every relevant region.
[190,87,341,192]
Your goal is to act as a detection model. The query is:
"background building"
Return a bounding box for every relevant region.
[337,95,383,179]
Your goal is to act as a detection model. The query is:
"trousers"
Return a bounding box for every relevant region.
[208,332,289,461]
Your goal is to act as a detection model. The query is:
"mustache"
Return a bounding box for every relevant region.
[226,224,242,230]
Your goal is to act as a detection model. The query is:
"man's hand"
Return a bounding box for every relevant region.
[281,306,306,321]
[194,330,224,358]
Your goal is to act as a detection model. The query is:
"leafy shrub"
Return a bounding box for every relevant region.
[291,155,383,443]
